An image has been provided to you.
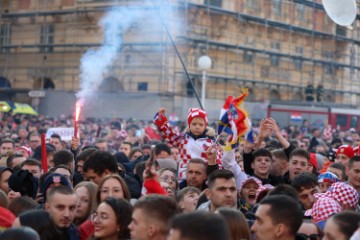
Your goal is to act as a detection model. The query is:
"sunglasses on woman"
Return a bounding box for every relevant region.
[297,233,320,240]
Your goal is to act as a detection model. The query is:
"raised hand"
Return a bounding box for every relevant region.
[258,119,272,139]
[71,136,79,151]
[265,118,290,148]
[154,107,168,129]
[264,118,280,135]
[143,165,159,182]
[205,144,217,165]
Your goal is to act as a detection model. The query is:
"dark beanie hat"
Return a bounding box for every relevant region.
[42,173,71,199]
[32,144,56,161]
[331,138,342,147]
[115,152,129,164]
[8,170,37,199]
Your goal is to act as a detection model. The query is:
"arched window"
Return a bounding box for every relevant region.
[246,87,256,101]
[43,78,55,89]
[33,77,55,89]
[269,89,281,100]
[292,90,303,101]
[324,93,335,102]
[100,76,124,92]
[0,77,11,88]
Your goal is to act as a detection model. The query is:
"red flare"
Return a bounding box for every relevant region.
[74,101,81,138]
[75,101,81,122]
[41,133,48,173]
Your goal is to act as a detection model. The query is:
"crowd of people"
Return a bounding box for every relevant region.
[0,107,358,240]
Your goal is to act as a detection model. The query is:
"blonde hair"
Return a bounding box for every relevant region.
[0,189,9,208]
[74,181,98,225]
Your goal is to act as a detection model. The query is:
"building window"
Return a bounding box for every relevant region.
[350,48,356,74]
[246,0,259,10]
[294,46,303,70]
[336,115,347,128]
[104,23,123,45]
[204,0,222,7]
[323,64,336,75]
[296,4,305,21]
[271,41,281,50]
[272,0,282,16]
[322,51,334,60]
[0,24,11,52]
[244,36,256,46]
[270,41,280,66]
[335,26,347,37]
[0,77,11,88]
[243,51,254,64]
[137,82,148,91]
[351,116,359,128]
[270,55,280,67]
[40,24,54,53]
[125,54,131,64]
[295,46,303,55]
[294,58,302,70]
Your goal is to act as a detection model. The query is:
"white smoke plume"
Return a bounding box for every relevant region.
[76,7,140,104]
[76,1,174,106]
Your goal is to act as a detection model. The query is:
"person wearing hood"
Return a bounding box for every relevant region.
[8,170,39,201]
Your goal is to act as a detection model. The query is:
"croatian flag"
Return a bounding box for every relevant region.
[290,112,302,122]
[218,92,250,149]
[244,119,254,144]
[218,96,235,137]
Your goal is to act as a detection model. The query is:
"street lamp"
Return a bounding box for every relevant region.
[198,55,212,109]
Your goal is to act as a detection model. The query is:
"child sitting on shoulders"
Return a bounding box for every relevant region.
[153,107,222,182]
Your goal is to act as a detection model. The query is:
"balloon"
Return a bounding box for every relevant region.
[322,0,357,26]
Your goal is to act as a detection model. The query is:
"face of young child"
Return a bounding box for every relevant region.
[319,182,332,193]
[240,181,259,206]
[179,191,200,213]
[189,117,206,137]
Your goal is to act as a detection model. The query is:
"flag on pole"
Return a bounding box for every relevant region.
[244,119,254,144]
[218,90,251,149]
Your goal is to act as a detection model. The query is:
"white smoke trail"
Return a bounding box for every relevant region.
[76,1,178,109]
[76,6,143,104]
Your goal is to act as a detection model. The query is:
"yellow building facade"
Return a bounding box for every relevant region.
[0,0,360,107]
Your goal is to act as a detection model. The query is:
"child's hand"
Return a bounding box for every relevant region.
[154,107,169,129]
[206,144,217,165]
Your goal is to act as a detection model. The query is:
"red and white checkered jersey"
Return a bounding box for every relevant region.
[154,112,222,181]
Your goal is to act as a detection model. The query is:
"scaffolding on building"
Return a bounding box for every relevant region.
[0,0,359,108]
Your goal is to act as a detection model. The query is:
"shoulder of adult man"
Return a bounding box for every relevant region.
[124,173,142,199]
